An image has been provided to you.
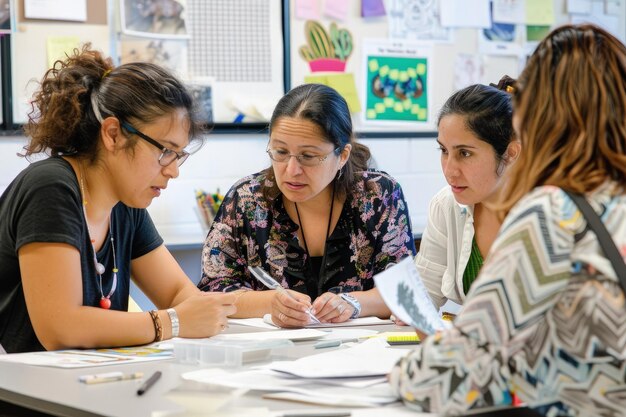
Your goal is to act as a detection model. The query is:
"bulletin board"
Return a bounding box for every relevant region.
[289,0,626,135]
[4,0,287,129]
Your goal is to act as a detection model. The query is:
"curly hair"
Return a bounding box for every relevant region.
[499,24,626,216]
[23,43,203,161]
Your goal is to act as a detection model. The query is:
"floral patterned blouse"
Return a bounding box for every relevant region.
[198,170,416,299]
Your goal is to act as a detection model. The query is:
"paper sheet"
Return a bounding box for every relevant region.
[269,339,410,378]
[214,329,327,342]
[373,257,449,335]
[440,0,490,28]
[182,367,398,407]
[0,344,172,368]
[260,314,392,328]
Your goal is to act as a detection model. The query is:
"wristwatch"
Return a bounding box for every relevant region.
[340,293,361,319]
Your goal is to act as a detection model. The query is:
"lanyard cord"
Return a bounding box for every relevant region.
[294,182,336,279]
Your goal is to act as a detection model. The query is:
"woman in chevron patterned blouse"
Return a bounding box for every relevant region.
[391,24,626,416]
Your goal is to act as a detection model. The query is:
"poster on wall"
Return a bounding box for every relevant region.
[387,0,452,42]
[362,39,433,128]
[120,38,189,78]
[121,0,189,39]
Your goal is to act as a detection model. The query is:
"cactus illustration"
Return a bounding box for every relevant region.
[329,23,353,61]
[299,20,353,72]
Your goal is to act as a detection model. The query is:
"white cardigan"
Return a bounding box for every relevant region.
[415,186,475,308]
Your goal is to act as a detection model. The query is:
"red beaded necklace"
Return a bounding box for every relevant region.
[79,166,118,309]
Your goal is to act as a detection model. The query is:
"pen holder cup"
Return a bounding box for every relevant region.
[194,205,215,234]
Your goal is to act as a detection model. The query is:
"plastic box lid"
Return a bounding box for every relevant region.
[172,338,293,367]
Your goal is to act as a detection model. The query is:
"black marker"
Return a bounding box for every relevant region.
[136,371,161,396]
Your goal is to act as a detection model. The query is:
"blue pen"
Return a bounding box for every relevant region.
[248,266,321,324]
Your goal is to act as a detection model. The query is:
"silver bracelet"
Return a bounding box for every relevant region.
[166,308,179,338]
[340,293,361,319]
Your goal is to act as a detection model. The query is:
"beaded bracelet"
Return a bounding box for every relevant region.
[148,310,163,342]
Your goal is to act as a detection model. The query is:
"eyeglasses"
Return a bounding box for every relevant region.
[121,122,190,167]
[266,147,340,167]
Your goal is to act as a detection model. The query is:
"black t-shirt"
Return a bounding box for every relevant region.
[0,157,163,353]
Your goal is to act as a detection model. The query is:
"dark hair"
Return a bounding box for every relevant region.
[438,77,515,169]
[262,83,371,200]
[23,44,203,160]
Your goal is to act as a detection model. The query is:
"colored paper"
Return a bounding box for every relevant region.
[304,73,361,113]
[526,0,554,25]
[295,0,320,20]
[362,0,386,17]
[46,36,80,69]
[363,40,432,124]
[323,0,350,21]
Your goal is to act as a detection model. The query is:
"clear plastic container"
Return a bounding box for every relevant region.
[172,338,293,367]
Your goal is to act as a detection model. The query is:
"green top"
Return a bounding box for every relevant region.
[463,237,484,295]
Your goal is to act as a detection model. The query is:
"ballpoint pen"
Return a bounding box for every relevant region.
[136,371,162,396]
[248,265,321,324]
[78,371,144,384]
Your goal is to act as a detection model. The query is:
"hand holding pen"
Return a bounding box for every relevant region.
[248,266,321,327]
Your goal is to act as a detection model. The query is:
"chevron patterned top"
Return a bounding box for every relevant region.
[390,182,626,416]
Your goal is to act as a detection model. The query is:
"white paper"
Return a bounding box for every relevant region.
[260,314,392,328]
[213,329,327,342]
[492,0,526,24]
[182,367,398,407]
[373,257,449,335]
[269,338,410,378]
[24,0,87,21]
[440,0,491,28]
[567,0,592,14]
[388,0,452,42]
[229,317,279,329]
[571,2,622,42]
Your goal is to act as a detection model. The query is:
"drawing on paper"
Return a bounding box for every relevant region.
[299,20,353,72]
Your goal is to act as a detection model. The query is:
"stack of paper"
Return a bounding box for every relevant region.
[182,339,410,407]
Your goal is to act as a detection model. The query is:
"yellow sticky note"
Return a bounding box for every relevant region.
[304,73,361,113]
[47,36,80,69]
[526,0,554,26]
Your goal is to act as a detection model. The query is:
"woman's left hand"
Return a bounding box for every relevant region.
[311,292,354,323]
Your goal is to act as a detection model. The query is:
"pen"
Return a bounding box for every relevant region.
[136,371,162,396]
[78,371,144,384]
[248,266,321,324]
[313,338,359,349]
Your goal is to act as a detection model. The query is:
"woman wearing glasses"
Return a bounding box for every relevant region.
[0,45,236,353]
[198,84,415,327]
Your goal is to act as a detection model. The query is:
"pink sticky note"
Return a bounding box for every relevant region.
[295,0,320,20]
[323,0,350,21]
[362,0,386,17]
